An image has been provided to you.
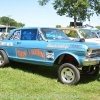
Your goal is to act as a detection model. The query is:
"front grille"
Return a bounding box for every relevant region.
[90,49,100,58]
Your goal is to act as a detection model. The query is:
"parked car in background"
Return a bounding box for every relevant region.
[0,25,16,40]
[59,28,100,44]
[0,27,100,85]
[82,27,100,38]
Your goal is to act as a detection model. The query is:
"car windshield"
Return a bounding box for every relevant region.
[91,30,99,33]
[90,29,100,38]
[40,28,70,40]
[79,29,98,38]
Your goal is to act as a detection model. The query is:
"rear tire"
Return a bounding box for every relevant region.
[0,50,9,68]
[58,63,80,85]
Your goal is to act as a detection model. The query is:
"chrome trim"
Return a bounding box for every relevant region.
[87,48,92,56]
[61,67,75,83]
[82,57,100,66]
[90,49,100,57]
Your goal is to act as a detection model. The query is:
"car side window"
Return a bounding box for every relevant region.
[21,29,37,40]
[9,30,20,40]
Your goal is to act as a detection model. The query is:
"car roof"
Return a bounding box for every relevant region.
[10,27,59,33]
[13,27,58,30]
[58,28,81,31]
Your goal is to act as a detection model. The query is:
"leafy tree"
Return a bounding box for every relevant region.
[0,16,9,25]
[56,25,61,28]
[17,22,25,28]
[96,26,100,30]
[89,0,100,15]
[38,0,100,27]
[0,16,25,27]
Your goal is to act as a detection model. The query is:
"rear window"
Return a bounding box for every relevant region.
[21,29,37,40]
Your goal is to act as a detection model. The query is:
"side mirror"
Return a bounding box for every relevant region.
[80,38,85,42]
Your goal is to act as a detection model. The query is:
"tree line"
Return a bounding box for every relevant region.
[0,16,25,27]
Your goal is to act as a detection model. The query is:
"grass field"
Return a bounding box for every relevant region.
[0,62,100,100]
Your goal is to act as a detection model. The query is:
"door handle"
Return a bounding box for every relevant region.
[17,42,21,44]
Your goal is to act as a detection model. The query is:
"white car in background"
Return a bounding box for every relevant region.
[59,28,100,44]
[82,27,100,38]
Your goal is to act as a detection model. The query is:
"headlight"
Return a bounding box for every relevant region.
[86,48,92,57]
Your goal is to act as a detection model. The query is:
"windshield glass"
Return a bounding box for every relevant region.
[91,30,99,33]
[40,28,70,40]
[90,29,100,38]
[79,29,98,38]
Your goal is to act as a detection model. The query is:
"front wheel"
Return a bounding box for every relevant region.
[58,63,80,85]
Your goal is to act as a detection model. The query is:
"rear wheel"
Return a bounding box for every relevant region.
[58,63,80,85]
[0,50,9,68]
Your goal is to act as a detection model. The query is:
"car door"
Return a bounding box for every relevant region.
[3,28,47,65]
[3,29,21,59]
[13,28,46,65]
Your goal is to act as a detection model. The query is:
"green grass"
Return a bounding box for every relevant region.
[0,62,100,100]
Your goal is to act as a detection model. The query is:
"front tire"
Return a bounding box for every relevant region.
[0,50,9,68]
[58,63,80,85]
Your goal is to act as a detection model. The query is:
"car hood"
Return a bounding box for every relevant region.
[47,40,100,50]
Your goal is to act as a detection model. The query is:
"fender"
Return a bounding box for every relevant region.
[54,51,84,65]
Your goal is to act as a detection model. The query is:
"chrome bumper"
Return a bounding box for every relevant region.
[82,57,100,66]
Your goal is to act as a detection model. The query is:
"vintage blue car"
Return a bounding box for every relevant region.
[0,27,100,85]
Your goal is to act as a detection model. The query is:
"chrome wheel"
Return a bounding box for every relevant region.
[61,67,75,83]
[58,63,80,85]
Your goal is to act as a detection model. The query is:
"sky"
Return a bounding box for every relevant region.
[0,0,100,27]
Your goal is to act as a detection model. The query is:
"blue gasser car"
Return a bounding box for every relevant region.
[0,27,100,85]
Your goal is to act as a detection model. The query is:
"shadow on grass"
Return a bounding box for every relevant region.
[9,61,100,84]
[10,61,58,80]
[79,73,100,84]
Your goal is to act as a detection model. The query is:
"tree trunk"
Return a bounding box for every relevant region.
[74,16,77,28]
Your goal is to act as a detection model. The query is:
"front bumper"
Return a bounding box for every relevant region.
[82,57,100,66]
